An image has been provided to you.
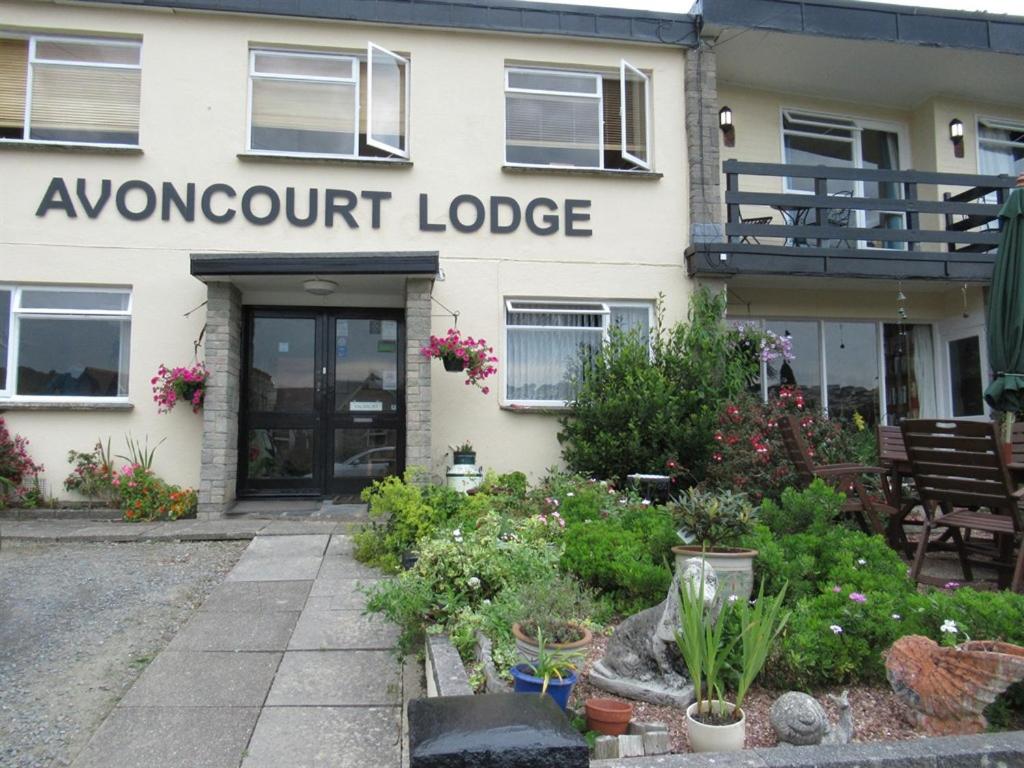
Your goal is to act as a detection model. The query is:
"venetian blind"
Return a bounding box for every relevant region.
[251,78,356,134]
[0,39,28,131]
[29,63,140,135]
[505,91,600,151]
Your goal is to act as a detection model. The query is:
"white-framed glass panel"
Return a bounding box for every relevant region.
[824,321,880,426]
[504,299,652,405]
[883,323,936,423]
[978,118,1024,177]
[0,34,141,145]
[619,59,650,170]
[764,320,821,410]
[0,289,10,393]
[948,335,985,418]
[367,42,408,157]
[3,287,132,400]
[782,111,855,194]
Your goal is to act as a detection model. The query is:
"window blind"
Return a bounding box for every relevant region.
[506,92,600,151]
[29,63,140,137]
[0,39,27,130]
[251,78,356,134]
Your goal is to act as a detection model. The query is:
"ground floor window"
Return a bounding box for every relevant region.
[504,298,652,405]
[0,286,131,399]
[737,317,936,426]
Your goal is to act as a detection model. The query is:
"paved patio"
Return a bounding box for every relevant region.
[53,529,417,768]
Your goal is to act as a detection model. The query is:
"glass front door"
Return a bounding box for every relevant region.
[240,309,404,497]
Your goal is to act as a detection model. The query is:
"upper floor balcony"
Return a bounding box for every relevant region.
[686,161,1019,283]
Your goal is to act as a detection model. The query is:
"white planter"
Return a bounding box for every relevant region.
[685,700,745,753]
[672,546,758,601]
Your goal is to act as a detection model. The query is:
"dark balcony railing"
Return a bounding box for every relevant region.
[686,160,1018,281]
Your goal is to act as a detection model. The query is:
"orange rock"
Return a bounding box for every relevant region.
[884,635,1024,736]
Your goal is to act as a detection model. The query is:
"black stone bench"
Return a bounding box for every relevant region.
[408,693,588,768]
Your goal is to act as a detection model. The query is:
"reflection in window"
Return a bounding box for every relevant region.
[248,317,316,412]
[765,321,820,410]
[949,336,984,417]
[884,324,936,422]
[824,322,879,426]
[247,428,314,479]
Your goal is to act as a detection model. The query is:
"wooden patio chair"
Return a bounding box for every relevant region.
[778,415,893,536]
[901,419,1024,593]
[877,425,922,556]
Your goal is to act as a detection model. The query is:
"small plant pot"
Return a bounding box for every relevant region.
[672,546,758,601]
[452,451,477,465]
[512,622,592,665]
[585,698,634,736]
[400,550,419,571]
[442,356,467,372]
[509,664,578,711]
[685,700,745,753]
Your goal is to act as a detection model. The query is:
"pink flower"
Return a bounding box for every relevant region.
[849,592,867,603]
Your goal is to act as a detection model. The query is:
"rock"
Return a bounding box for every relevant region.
[642,730,671,755]
[617,734,645,758]
[589,558,717,708]
[592,735,618,760]
[408,693,588,767]
[769,690,853,746]
[628,720,668,735]
[885,635,1024,736]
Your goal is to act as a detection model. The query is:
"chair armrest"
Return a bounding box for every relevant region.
[1013,487,1024,500]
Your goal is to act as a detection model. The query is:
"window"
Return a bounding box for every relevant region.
[504,299,652,405]
[0,287,131,400]
[504,61,651,171]
[248,42,409,159]
[0,34,141,146]
[978,118,1024,177]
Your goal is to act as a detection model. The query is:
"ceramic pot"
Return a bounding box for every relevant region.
[685,700,745,753]
[512,622,592,664]
[672,546,758,601]
[585,698,634,736]
[509,664,578,711]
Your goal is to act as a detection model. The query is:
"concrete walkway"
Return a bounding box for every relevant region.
[58,530,416,768]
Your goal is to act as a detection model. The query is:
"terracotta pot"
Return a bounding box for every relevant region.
[512,622,592,664]
[585,698,634,736]
[672,546,758,601]
[685,700,745,753]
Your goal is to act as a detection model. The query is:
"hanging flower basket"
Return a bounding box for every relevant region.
[152,362,209,414]
[421,329,498,394]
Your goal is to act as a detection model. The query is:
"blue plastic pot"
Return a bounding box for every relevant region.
[509,663,578,711]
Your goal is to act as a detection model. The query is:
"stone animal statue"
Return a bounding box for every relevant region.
[885,635,1024,735]
[588,558,719,708]
[770,690,853,746]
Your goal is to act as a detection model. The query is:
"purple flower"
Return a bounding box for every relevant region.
[832,585,842,593]
[849,592,867,603]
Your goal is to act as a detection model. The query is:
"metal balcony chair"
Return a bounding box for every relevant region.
[825,190,854,248]
[738,209,774,244]
[901,419,1024,593]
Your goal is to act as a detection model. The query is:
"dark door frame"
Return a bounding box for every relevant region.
[237,306,406,499]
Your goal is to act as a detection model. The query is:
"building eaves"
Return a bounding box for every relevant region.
[699,0,1024,56]
[63,0,697,46]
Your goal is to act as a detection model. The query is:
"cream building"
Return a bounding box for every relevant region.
[0,0,694,512]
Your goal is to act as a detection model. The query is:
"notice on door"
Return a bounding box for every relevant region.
[381,320,397,341]
[383,370,397,391]
[350,401,384,412]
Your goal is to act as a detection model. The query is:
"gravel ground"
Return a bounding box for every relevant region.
[0,539,246,768]
[568,633,921,752]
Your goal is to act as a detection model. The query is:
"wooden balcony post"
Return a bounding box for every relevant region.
[726,171,739,243]
[904,182,919,252]
[814,176,828,247]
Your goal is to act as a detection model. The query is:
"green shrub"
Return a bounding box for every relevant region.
[558,289,758,484]
[757,479,844,537]
[670,487,755,548]
[510,573,597,644]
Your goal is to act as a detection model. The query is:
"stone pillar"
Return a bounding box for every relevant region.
[198,282,242,518]
[685,45,724,245]
[405,277,433,481]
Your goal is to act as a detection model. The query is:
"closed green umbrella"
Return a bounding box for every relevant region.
[984,184,1024,443]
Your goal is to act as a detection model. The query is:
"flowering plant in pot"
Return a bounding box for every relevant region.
[420,329,498,394]
[675,573,790,753]
[510,628,584,711]
[152,362,208,414]
[451,440,476,465]
[510,574,596,664]
[670,487,758,599]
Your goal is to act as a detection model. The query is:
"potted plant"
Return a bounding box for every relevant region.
[451,441,476,465]
[670,488,758,600]
[675,572,789,753]
[151,362,209,414]
[510,628,584,711]
[419,329,499,394]
[510,575,595,664]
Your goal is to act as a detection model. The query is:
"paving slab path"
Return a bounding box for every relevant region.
[68,531,416,768]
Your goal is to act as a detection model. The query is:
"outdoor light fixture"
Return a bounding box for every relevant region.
[303,278,338,296]
[949,119,965,158]
[719,106,735,147]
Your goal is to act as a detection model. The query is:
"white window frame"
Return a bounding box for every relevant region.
[246,44,410,162]
[0,285,132,403]
[0,33,143,148]
[366,41,410,158]
[977,116,1024,174]
[503,63,652,171]
[503,298,655,407]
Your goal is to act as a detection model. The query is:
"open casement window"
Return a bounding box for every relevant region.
[1,286,132,400]
[978,118,1024,177]
[505,62,652,171]
[366,42,409,158]
[248,43,410,160]
[0,35,141,145]
[504,299,653,405]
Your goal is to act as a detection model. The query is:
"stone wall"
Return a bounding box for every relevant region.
[405,278,433,477]
[685,44,724,245]
[198,282,242,517]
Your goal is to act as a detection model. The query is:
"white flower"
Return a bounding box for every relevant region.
[482,599,491,605]
[830,624,843,635]
[727,594,739,604]
[567,492,575,497]
[857,558,867,566]
[641,499,651,506]
[453,528,464,543]
[467,576,481,590]
[940,619,959,635]
[891,613,902,620]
